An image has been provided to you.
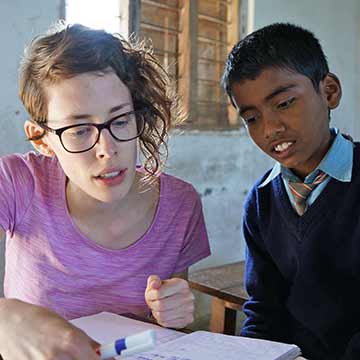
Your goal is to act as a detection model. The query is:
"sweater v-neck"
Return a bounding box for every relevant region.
[271,144,358,239]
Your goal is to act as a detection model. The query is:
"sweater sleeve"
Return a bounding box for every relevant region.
[342,333,360,360]
[240,186,292,343]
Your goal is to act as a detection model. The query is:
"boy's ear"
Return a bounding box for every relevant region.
[322,73,342,110]
[24,120,55,157]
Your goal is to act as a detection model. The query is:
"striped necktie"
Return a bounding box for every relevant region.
[288,171,328,216]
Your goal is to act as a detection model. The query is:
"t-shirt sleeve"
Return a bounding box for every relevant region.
[173,191,211,274]
[0,155,34,234]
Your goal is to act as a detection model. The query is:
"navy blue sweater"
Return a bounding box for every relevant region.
[241,142,360,360]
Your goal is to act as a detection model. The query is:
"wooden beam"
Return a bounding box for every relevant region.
[178,0,198,124]
[210,297,237,335]
[140,22,179,35]
[198,13,227,25]
[58,0,66,20]
[142,0,179,12]
[227,0,240,125]
[129,0,141,35]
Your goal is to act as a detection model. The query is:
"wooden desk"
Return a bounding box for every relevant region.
[189,261,248,335]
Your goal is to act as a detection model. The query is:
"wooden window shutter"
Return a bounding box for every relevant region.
[136,0,241,130]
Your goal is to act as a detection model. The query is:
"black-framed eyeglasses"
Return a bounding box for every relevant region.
[36,110,145,153]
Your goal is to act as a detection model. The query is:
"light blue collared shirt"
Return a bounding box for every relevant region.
[258,128,354,211]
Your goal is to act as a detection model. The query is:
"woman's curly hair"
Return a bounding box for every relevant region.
[19,22,183,182]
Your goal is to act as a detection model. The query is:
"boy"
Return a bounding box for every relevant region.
[222,23,359,360]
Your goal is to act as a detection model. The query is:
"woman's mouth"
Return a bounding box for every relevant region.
[94,169,127,186]
[97,170,122,179]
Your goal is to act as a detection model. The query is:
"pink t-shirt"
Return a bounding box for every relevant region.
[0,152,210,319]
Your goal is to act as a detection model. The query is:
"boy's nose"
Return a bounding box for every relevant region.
[264,115,286,139]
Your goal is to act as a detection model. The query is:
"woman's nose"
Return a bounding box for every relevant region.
[95,128,118,158]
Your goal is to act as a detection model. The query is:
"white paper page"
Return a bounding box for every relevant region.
[131,331,301,360]
[70,311,184,345]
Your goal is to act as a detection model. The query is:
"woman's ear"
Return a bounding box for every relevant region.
[24,120,55,157]
[322,73,342,110]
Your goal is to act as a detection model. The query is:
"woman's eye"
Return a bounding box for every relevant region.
[112,119,128,128]
[277,97,295,110]
[68,127,91,137]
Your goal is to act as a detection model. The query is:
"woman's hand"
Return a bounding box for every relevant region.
[145,275,195,329]
[0,298,100,360]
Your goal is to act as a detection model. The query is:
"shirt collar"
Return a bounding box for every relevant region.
[258,128,353,187]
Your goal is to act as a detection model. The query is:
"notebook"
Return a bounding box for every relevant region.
[71,312,301,360]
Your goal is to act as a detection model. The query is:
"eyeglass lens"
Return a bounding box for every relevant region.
[61,112,142,152]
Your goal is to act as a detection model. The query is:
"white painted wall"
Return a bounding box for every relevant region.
[0,0,62,294]
[0,0,62,155]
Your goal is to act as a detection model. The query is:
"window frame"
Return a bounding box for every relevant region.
[130,0,241,131]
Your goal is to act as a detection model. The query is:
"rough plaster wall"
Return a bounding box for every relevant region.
[0,0,61,295]
[0,1,62,155]
[166,130,273,320]
[167,130,272,269]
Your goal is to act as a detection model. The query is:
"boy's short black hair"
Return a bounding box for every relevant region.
[222,23,329,99]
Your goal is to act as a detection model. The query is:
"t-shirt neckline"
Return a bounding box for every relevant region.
[59,167,164,253]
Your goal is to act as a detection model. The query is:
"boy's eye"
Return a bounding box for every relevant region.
[277,97,295,110]
[242,115,257,126]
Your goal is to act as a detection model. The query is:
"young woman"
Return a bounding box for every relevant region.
[0,23,210,360]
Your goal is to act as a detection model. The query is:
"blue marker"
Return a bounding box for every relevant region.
[96,330,156,359]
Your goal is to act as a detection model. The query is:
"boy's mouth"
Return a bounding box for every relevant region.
[274,141,294,153]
